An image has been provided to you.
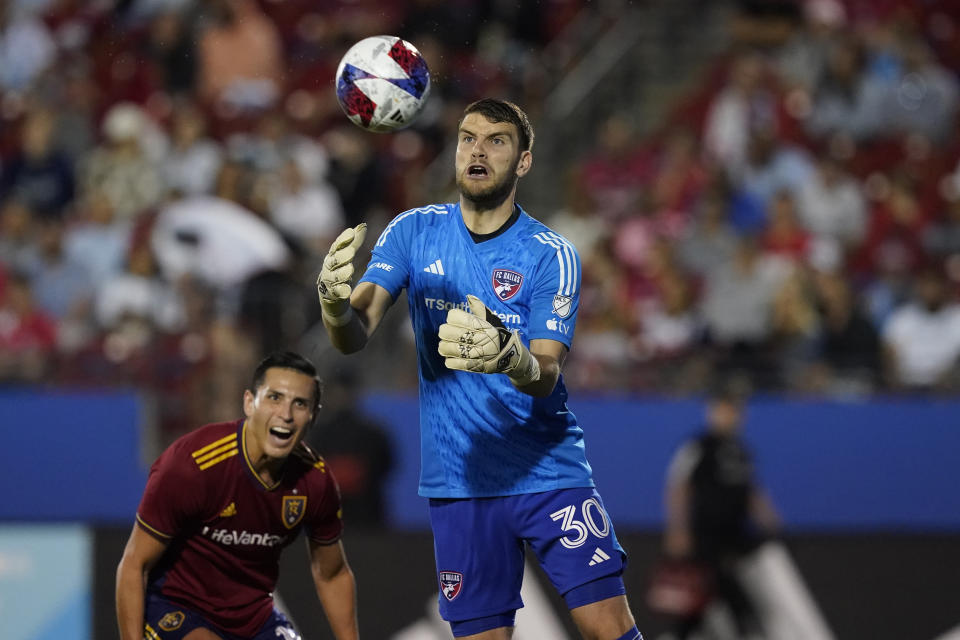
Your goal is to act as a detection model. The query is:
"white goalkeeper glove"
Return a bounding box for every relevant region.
[317,223,367,326]
[438,295,541,386]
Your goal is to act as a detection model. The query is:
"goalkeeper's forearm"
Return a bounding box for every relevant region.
[322,302,370,354]
[512,351,561,398]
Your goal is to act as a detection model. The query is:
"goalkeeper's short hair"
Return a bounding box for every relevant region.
[460,98,535,152]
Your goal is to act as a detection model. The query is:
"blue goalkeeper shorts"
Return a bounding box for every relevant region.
[429,487,627,626]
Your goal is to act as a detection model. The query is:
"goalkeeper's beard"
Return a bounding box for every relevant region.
[457,157,520,212]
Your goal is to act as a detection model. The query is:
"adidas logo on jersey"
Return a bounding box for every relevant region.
[588,547,611,566]
[219,502,237,517]
[423,259,445,275]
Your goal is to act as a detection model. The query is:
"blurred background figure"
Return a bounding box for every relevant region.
[0,106,74,219]
[197,0,283,114]
[0,2,55,94]
[19,216,95,338]
[161,101,223,196]
[661,385,779,640]
[807,268,881,395]
[794,154,866,252]
[82,102,166,221]
[306,365,394,529]
[267,156,345,257]
[702,50,775,177]
[93,241,186,336]
[0,269,57,383]
[141,9,197,98]
[882,266,960,393]
[700,234,789,389]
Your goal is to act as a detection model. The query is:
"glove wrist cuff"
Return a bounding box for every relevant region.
[321,299,352,327]
[508,349,541,387]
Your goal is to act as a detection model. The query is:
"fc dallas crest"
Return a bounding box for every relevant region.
[439,571,463,601]
[492,269,523,301]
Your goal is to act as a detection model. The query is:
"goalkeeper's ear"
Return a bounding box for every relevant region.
[466,295,504,328]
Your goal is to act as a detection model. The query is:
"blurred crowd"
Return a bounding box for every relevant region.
[556,0,960,397]
[0,0,959,439]
[0,0,573,436]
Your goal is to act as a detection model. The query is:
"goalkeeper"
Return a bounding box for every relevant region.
[317,98,641,640]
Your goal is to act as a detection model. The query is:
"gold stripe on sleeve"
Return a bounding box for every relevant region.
[194,442,238,465]
[136,514,172,539]
[191,433,237,458]
[197,447,239,470]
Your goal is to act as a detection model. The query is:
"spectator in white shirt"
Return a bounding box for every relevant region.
[882,268,960,391]
[161,102,223,196]
[95,242,186,333]
[267,158,345,255]
[702,234,789,347]
[64,189,132,284]
[795,154,866,249]
[703,51,776,177]
[0,4,55,93]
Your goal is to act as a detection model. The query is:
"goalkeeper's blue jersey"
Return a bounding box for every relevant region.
[359,202,595,498]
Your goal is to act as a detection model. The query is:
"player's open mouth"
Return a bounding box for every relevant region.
[467,164,488,177]
[269,426,294,441]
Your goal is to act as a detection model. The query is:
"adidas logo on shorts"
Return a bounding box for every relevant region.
[588,547,611,566]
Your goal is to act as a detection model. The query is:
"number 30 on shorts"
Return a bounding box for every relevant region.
[550,498,610,549]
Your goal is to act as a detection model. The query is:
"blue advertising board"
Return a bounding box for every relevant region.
[362,393,960,531]
[1,390,957,531]
[0,390,147,523]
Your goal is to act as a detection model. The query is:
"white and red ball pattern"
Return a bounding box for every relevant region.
[335,36,431,133]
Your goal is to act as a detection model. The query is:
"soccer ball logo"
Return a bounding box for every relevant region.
[335,35,431,133]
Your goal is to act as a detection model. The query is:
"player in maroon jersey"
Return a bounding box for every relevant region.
[116,351,359,640]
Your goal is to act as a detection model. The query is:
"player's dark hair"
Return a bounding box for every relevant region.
[251,351,323,410]
[461,98,534,152]
[706,377,749,407]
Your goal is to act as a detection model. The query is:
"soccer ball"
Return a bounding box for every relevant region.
[335,35,431,133]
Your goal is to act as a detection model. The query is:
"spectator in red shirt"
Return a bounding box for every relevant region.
[198,0,284,112]
[853,171,931,280]
[579,112,654,222]
[651,127,709,214]
[761,190,810,261]
[0,270,57,382]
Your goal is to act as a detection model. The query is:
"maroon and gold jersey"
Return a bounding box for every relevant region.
[136,419,342,637]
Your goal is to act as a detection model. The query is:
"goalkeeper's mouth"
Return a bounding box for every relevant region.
[466,164,489,178]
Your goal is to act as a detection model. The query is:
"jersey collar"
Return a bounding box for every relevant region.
[456,202,526,245]
[239,420,283,491]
